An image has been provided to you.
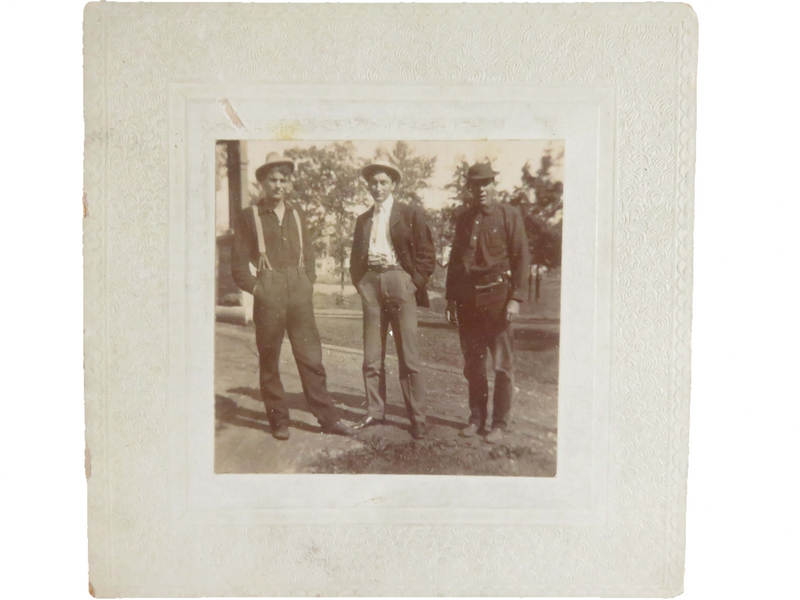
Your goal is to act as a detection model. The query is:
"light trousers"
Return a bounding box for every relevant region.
[358,268,426,427]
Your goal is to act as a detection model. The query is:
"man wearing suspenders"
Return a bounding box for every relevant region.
[231,152,354,441]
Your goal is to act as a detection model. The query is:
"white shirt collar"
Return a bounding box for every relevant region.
[374,194,394,215]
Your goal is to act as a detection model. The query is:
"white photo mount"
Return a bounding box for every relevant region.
[84,3,697,597]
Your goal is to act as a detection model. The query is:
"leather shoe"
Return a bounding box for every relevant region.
[272,424,290,441]
[484,428,506,444]
[459,423,479,438]
[411,423,428,440]
[321,420,355,437]
[352,416,383,430]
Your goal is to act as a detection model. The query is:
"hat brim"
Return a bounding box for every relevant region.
[467,171,497,179]
[255,160,295,182]
[361,164,402,183]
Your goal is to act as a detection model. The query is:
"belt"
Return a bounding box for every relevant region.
[264,266,304,273]
[367,263,404,273]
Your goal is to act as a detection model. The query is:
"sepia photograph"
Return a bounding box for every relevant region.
[18,0,800,598]
[77,3,706,595]
[214,140,564,476]
[72,2,712,597]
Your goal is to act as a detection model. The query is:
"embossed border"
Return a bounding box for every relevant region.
[84,3,696,596]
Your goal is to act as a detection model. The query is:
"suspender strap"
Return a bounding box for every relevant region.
[252,204,305,271]
[251,205,272,272]
[291,207,304,268]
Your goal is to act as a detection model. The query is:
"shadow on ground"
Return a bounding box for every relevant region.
[216,387,466,435]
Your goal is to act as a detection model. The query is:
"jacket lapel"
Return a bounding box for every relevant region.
[389,201,403,236]
[389,202,410,264]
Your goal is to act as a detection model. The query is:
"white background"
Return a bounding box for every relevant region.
[3,1,797,598]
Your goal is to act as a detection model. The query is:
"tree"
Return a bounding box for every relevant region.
[518,153,563,271]
[443,160,471,206]
[508,151,564,300]
[519,153,564,227]
[372,141,437,208]
[428,160,471,268]
[215,142,227,193]
[282,143,365,294]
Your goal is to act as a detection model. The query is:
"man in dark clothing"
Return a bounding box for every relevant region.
[231,152,354,441]
[445,162,531,443]
[349,161,436,439]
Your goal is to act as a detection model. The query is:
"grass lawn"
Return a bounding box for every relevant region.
[312,270,561,388]
[315,315,559,387]
[308,434,556,476]
[313,290,362,312]
[314,269,561,319]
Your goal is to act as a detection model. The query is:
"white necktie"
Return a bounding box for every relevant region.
[371,203,385,246]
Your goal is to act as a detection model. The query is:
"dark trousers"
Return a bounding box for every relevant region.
[252,268,338,428]
[456,301,514,430]
[357,268,426,427]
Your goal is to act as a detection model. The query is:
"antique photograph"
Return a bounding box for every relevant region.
[214,140,564,476]
[79,3,701,596]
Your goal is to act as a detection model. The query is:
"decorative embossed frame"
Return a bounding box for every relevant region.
[84,3,697,597]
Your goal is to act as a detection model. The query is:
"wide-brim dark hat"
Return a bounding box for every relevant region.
[361,161,402,183]
[255,152,295,182]
[466,162,498,181]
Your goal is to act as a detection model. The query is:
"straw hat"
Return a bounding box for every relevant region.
[361,161,402,183]
[255,152,295,182]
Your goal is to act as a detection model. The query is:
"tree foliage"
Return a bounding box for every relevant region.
[426,160,471,267]
[372,141,437,208]
[512,153,564,270]
[279,143,365,287]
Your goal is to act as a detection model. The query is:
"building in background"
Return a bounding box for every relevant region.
[216,140,253,323]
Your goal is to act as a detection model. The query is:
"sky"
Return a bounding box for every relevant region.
[217,139,564,232]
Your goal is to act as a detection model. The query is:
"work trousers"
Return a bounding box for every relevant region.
[456,300,514,430]
[357,268,426,427]
[252,268,339,428]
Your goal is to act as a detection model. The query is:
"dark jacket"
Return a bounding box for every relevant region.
[350,200,436,307]
[231,201,316,294]
[445,202,530,303]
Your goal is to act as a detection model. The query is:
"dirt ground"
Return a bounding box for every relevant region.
[215,312,559,477]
